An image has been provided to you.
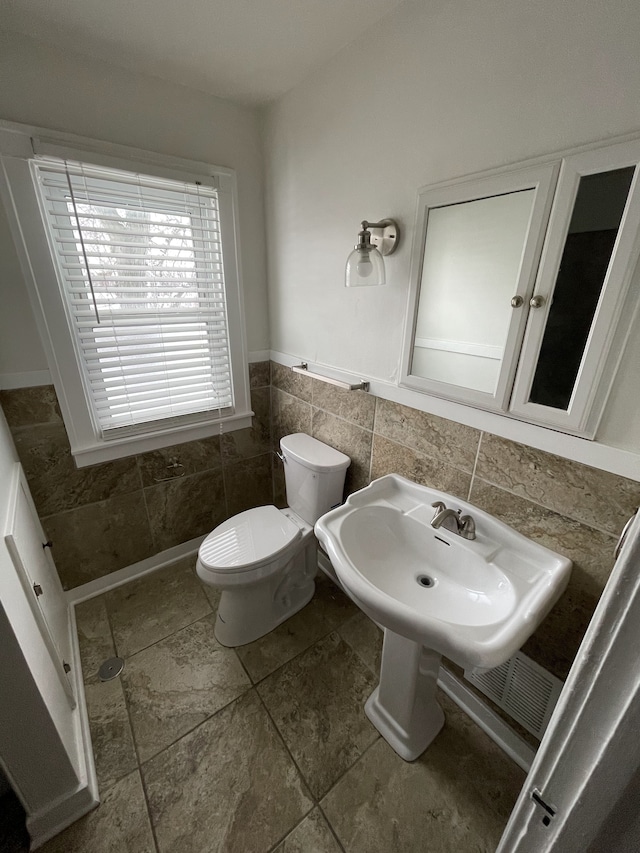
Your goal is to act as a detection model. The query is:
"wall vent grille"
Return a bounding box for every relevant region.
[465,651,563,740]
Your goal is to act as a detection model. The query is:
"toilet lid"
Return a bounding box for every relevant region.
[198,505,301,572]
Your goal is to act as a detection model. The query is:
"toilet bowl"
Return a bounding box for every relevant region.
[196,433,350,647]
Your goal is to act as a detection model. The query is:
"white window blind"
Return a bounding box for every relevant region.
[31,158,233,437]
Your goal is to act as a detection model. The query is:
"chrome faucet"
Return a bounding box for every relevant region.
[430,501,476,540]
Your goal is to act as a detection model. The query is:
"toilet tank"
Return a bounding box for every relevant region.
[280,433,351,525]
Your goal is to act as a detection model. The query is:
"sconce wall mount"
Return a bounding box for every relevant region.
[345,218,400,287]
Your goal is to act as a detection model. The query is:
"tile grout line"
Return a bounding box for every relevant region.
[136,457,156,554]
[251,626,383,810]
[274,371,632,535]
[243,623,345,687]
[468,431,484,501]
[38,464,221,523]
[83,567,372,853]
[253,687,319,810]
[274,383,376,436]
[471,473,621,539]
[96,591,162,853]
[367,397,379,484]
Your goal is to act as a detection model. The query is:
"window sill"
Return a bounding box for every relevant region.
[71,411,254,468]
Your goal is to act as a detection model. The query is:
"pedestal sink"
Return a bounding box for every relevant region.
[315,474,571,761]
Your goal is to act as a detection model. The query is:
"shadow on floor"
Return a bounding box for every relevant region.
[0,790,30,853]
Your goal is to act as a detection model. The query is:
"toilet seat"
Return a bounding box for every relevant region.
[198,505,301,575]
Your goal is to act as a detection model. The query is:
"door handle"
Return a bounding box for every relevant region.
[615,512,637,559]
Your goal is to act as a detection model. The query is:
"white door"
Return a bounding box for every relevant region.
[497,509,640,852]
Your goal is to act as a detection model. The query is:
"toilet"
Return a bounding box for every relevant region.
[196,433,350,647]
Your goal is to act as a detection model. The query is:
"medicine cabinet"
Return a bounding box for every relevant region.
[400,137,640,437]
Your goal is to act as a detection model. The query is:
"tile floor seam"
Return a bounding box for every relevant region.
[313,731,382,803]
[136,757,162,853]
[72,565,522,852]
[132,680,255,769]
[242,600,357,687]
[316,803,348,853]
[109,603,214,660]
[316,733,384,827]
[253,687,319,809]
[470,474,622,538]
[247,619,356,686]
[264,805,318,853]
[79,607,161,853]
[254,630,382,803]
[133,684,259,773]
[336,625,379,678]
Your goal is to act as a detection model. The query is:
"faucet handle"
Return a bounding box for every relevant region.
[431,500,447,520]
[459,514,476,540]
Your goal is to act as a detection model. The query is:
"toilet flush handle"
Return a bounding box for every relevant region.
[275,450,286,464]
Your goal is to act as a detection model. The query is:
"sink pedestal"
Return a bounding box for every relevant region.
[365,629,444,761]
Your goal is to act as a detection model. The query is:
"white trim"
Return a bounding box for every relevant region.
[72,412,253,468]
[4,464,75,707]
[510,140,640,436]
[28,605,98,849]
[496,511,640,852]
[0,370,52,390]
[400,163,559,412]
[66,535,205,604]
[0,120,251,466]
[437,666,535,773]
[414,338,503,360]
[248,350,271,363]
[269,350,640,481]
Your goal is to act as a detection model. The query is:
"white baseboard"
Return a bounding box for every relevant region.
[28,783,97,850]
[66,535,205,605]
[0,370,52,390]
[437,667,535,771]
[28,606,99,849]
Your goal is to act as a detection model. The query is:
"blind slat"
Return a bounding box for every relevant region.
[34,158,234,434]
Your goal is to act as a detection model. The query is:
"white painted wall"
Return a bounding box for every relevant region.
[0,28,269,378]
[263,0,640,459]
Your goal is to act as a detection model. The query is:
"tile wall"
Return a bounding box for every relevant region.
[270,361,640,682]
[3,357,639,688]
[0,362,272,589]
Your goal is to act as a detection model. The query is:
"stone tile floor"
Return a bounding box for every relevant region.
[40,557,525,853]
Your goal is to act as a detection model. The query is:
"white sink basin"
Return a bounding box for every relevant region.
[315,474,571,760]
[317,474,571,669]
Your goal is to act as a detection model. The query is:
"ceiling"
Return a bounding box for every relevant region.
[1,0,404,107]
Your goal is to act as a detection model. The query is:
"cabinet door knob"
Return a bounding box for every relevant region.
[33,583,43,597]
[530,295,546,308]
[510,295,524,308]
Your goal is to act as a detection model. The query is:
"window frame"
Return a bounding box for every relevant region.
[0,122,252,466]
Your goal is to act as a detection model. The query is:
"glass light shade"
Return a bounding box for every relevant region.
[345,245,386,287]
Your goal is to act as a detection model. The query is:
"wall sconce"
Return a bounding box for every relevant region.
[345,219,400,287]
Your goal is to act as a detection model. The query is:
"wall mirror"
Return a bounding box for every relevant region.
[401,138,640,437]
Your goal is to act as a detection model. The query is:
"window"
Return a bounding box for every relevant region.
[0,128,251,465]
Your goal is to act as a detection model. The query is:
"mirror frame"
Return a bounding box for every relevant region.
[509,138,640,436]
[400,163,559,412]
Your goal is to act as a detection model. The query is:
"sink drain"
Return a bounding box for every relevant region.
[417,575,435,588]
